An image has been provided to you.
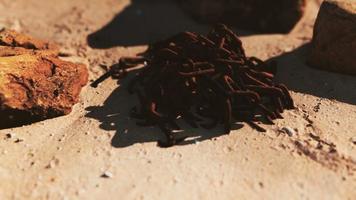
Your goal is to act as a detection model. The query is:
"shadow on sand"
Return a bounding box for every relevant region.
[87,0,253,48]
[85,74,242,148]
[0,111,43,129]
[85,43,356,148]
[85,0,356,147]
[272,43,356,106]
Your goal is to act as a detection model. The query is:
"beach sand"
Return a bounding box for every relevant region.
[0,0,355,199]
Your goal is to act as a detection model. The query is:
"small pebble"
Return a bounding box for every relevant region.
[101,171,113,178]
[259,182,264,188]
[5,133,13,139]
[14,138,24,143]
[45,158,59,169]
[350,137,356,145]
[281,127,296,137]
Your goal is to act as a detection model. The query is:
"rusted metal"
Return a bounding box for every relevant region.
[92,24,294,147]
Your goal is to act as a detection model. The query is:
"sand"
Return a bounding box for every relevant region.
[0,0,355,199]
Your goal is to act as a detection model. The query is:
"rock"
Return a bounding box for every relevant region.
[281,127,296,137]
[0,29,59,51]
[5,133,13,139]
[101,171,113,178]
[309,0,356,75]
[177,0,306,33]
[0,29,88,128]
[351,137,356,145]
[0,46,58,57]
[45,158,59,169]
[14,138,24,143]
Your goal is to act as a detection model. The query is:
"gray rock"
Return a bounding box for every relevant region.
[309,0,356,75]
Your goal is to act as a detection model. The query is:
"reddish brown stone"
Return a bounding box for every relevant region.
[309,0,356,75]
[0,29,88,128]
[0,29,59,51]
[178,0,306,33]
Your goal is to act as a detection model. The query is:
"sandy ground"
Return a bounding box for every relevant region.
[0,0,355,199]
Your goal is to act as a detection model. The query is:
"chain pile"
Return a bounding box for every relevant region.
[91,24,294,147]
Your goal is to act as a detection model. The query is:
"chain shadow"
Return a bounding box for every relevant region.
[85,73,241,148]
[271,43,356,105]
[85,43,356,148]
[87,0,253,48]
[86,76,160,147]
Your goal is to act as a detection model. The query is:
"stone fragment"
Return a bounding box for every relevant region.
[0,29,58,51]
[281,127,296,137]
[178,0,306,33]
[101,171,113,178]
[0,29,88,128]
[0,46,58,57]
[309,0,356,75]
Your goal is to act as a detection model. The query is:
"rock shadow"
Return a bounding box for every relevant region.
[0,111,43,129]
[272,43,356,105]
[87,0,253,48]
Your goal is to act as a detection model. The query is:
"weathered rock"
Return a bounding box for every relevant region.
[178,0,306,33]
[0,29,88,128]
[0,29,59,51]
[0,46,58,57]
[309,0,356,75]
